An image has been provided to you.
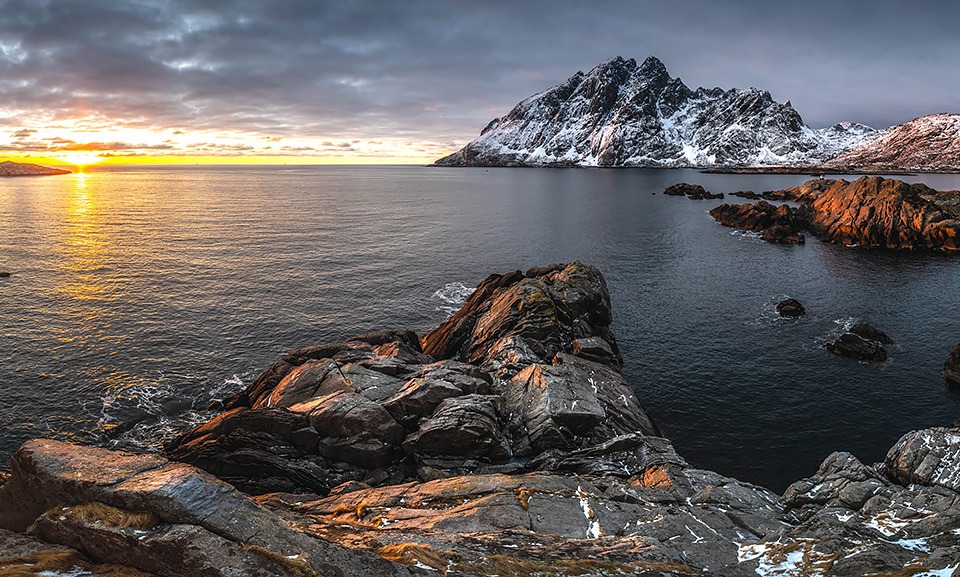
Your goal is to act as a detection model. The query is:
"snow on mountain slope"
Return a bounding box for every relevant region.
[436,56,882,168]
[826,114,960,171]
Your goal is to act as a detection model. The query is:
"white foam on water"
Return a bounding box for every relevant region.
[431,281,475,317]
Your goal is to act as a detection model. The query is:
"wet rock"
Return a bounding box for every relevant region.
[776,298,805,317]
[405,395,512,468]
[826,333,887,362]
[850,321,894,344]
[945,343,960,387]
[420,261,621,373]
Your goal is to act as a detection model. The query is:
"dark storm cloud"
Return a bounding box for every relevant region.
[0,0,957,156]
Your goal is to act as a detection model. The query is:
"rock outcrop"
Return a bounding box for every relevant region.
[662,183,723,200]
[167,262,658,496]
[827,113,960,172]
[710,177,960,251]
[709,200,808,244]
[3,262,960,576]
[435,56,880,168]
[0,160,70,176]
[0,439,410,577]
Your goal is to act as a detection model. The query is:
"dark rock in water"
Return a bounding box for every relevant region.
[776,298,805,317]
[826,333,887,362]
[760,224,805,244]
[710,200,808,244]
[945,343,960,387]
[663,182,702,196]
[663,182,723,200]
[732,190,760,199]
[849,321,893,344]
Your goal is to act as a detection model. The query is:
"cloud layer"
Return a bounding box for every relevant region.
[0,0,957,160]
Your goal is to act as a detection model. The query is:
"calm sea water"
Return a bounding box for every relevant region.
[1,165,958,492]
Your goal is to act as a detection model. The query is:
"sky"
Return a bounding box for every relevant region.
[1,0,957,165]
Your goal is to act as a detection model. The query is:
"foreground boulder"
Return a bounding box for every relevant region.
[0,439,410,577]
[168,262,658,496]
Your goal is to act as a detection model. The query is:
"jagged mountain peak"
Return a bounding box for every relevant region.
[436,56,884,168]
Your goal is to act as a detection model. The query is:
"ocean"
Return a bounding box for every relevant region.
[1,164,958,492]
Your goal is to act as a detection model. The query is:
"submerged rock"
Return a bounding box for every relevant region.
[776,298,805,317]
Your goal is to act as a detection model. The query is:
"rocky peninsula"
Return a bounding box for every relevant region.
[1,262,959,576]
[0,160,71,176]
[709,176,960,250]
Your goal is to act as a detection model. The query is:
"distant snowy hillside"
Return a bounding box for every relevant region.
[436,56,882,168]
[826,114,960,171]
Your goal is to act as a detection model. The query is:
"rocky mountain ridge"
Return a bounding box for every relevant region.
[2,262,959,576]
[826,113,960,172]
[436,56,959,171]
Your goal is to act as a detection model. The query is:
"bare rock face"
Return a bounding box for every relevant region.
[710,177,960,251]
[168,262,657,496]
[809,177,960,250]
[0,160,71,176]
[0,439,410,577]
[777,429,960,576]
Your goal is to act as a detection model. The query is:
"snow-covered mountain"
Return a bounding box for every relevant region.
[826,114,960,172]
[436,56,882,168]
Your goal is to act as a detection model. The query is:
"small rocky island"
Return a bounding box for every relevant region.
[0,160,70,176]
[708,176,960,250]
[1,262,959,576]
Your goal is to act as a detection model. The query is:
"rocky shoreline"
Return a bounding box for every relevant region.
[706,176,960,251]
[2,262,959,576]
